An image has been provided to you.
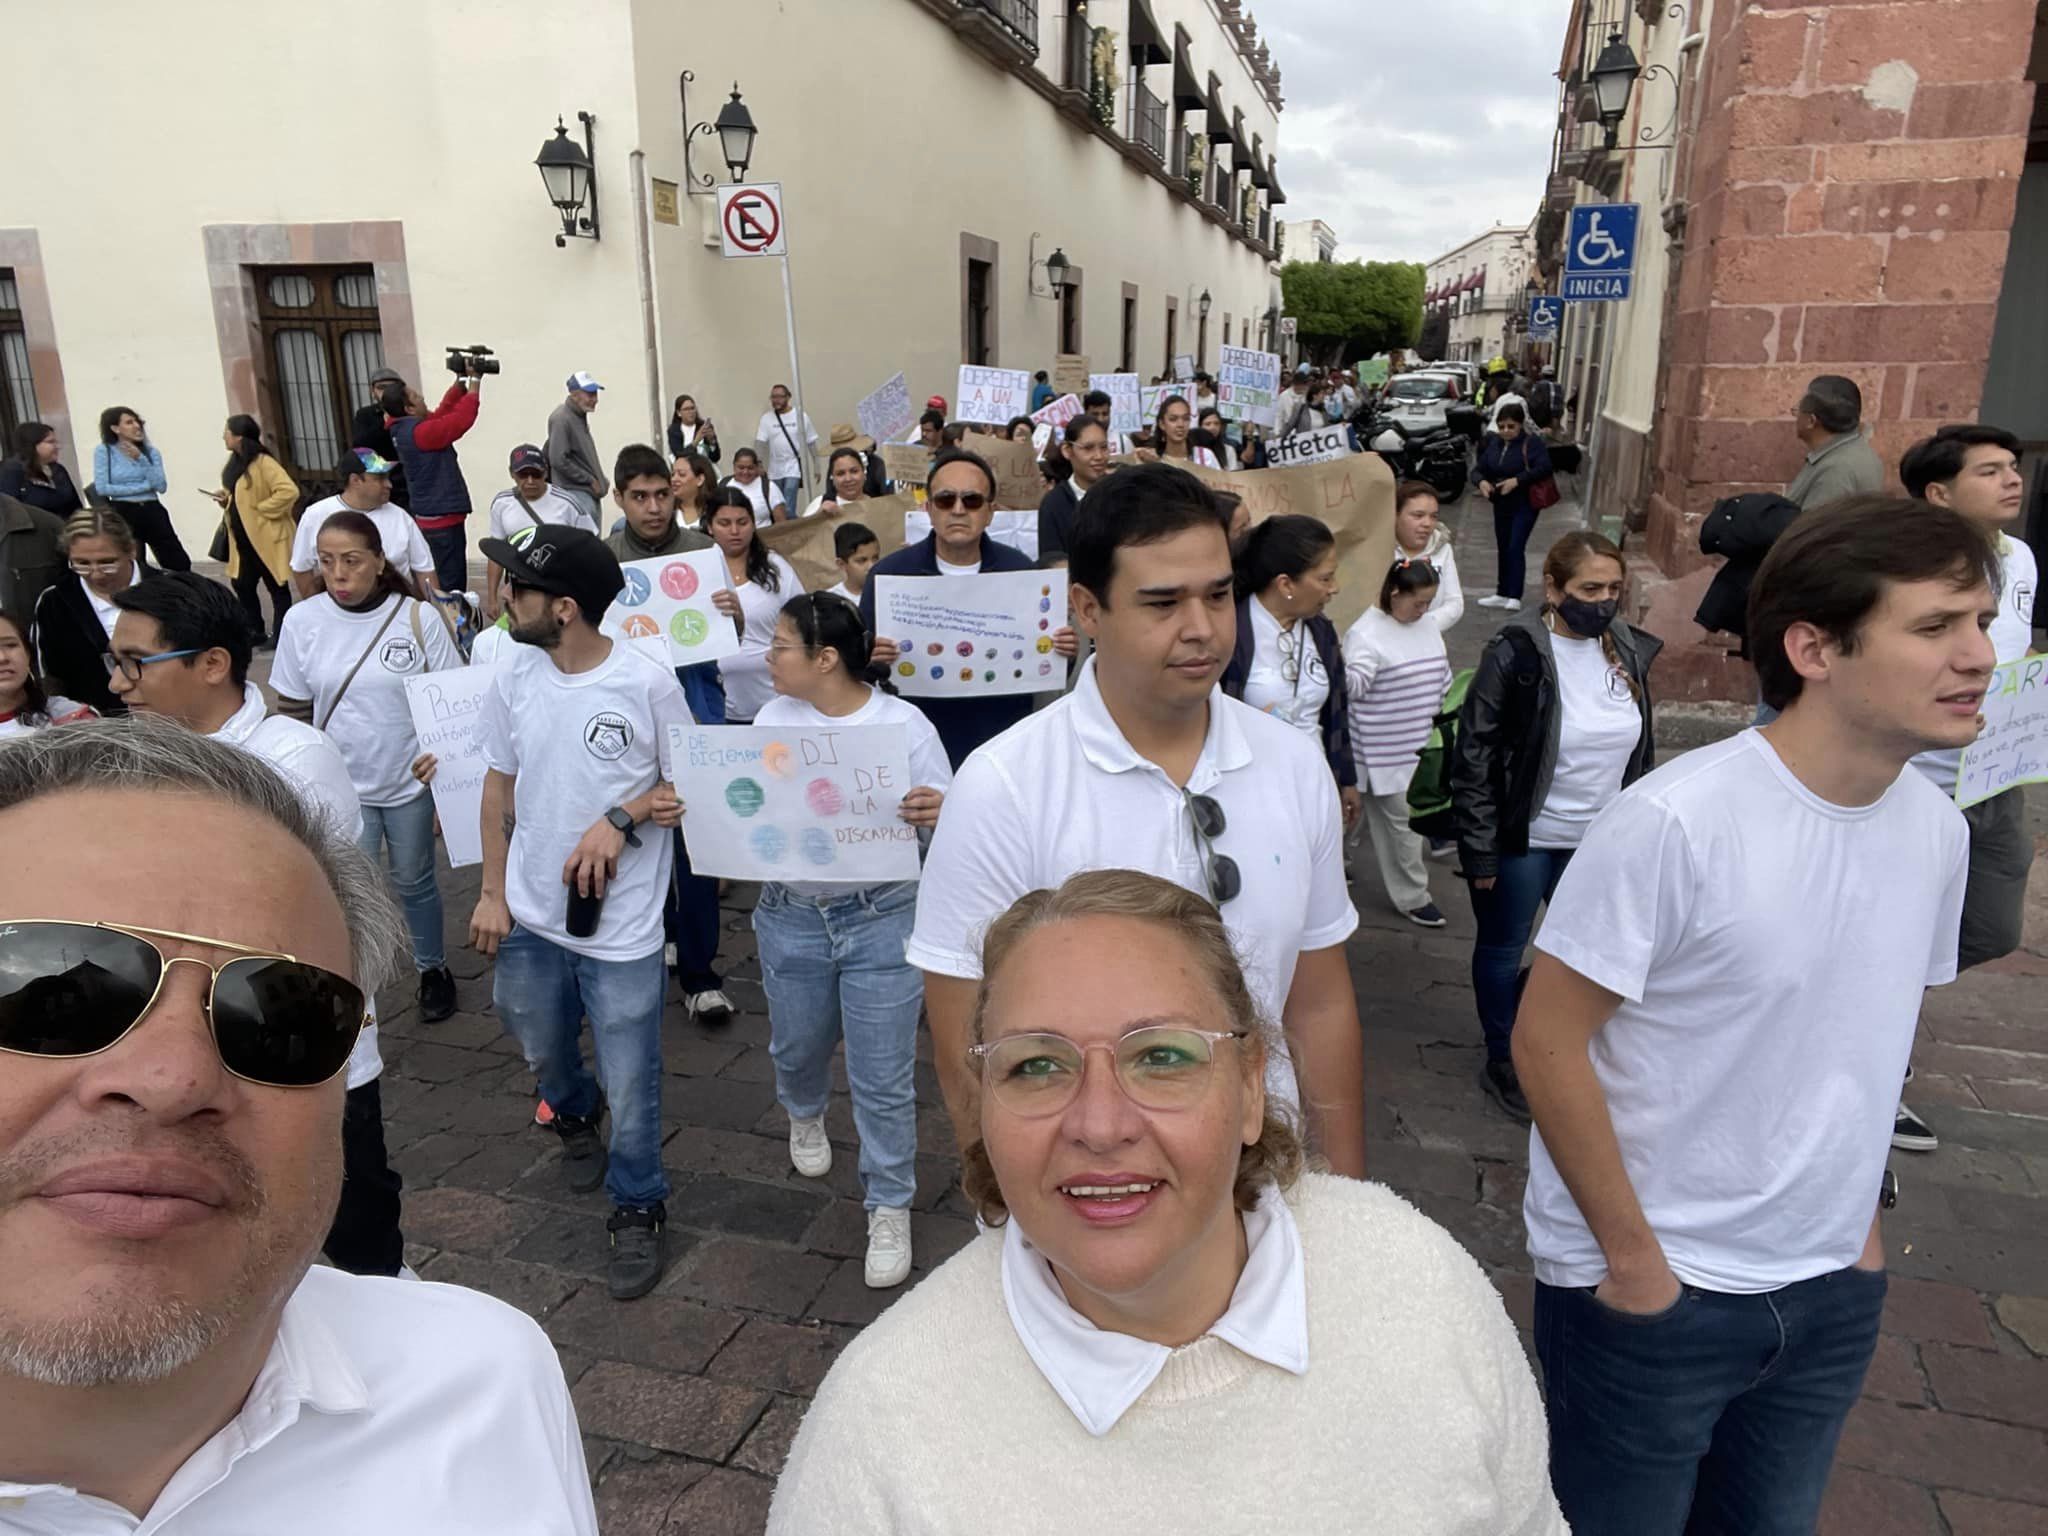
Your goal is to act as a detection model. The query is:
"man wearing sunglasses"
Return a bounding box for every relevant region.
[908,463,1367,1179]
[107,572,407,1280]
[0,719,599,1530]
[858,449,1079,767]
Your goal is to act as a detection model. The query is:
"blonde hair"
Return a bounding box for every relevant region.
[1544,529,1638,701]
[959,868,1304,1226]
[60,507,136,555]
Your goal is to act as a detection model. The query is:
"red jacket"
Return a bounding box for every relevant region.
[403,381,481,452]
[388,382,480,528]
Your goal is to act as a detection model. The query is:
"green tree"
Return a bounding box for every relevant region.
[1279,259,1424,367]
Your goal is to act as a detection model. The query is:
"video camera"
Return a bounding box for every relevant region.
[445,345,500,378]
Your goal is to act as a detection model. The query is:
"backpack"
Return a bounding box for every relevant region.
[1406,666,1475,839]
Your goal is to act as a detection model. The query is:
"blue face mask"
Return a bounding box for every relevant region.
[1555,595,1619,638]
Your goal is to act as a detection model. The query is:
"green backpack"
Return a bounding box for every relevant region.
[1406,666,1475,839]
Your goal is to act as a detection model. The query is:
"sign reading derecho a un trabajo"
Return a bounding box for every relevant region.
[1956,654,2048,808]
[405,667,498,868]
[873,569,1067,699]
[956,365,1032,424]
[604,550,740,664]
[1217,345,1281,428]
[671,723,921,883]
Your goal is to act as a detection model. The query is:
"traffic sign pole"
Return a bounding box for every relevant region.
[779,252,812,509]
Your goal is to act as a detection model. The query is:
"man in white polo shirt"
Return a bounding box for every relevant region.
[0,720,598,1532]
[908,462,1366,1176]
[288,448,437,599]
[1513,498,1993,1535]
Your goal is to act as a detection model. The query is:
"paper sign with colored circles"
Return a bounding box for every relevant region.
[872,568,1068,699]
[669,722,922,883]
[603,550,740,664]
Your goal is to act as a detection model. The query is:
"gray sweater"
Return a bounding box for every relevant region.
[1785,430,1884,511]
[546,401,604,499]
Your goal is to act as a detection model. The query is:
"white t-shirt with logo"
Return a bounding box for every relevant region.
[271,594,466,808]
[755,409,819,481]
[1526,632,1642,849]
[1911,533,2038,794]
[488,485,594,541]
[719,553,802,722]
[477,641,694,961]
[1241,599,1328,738]
[1526,730,1969,1292]
[289,496,436,579]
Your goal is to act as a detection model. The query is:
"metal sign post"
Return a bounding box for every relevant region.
[718,182,811,504]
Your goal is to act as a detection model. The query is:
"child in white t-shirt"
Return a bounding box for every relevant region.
[821,521,881,605]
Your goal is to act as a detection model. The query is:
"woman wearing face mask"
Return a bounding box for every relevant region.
[703,487,799,722]
[33,508,143,716]
[1473,403,1554,612]
[802,446,871,518]
[726,448,788,526]
[768,869,1565,1535]
[1221,514,1361,831]
[1392,480,1462,632]
[270,509,467,1023]
[666,393,720,464]
[1451,530,1658,1122]
[0,610,96,738]
[754,592,951,1290]
[1344,561,1453,929]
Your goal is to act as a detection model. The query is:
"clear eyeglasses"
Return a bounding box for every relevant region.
[967,1024,1250,1118]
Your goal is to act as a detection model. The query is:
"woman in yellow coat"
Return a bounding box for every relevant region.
[208,413,299,646]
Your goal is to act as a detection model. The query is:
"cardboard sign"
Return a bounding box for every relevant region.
[1957,655,2048,808]
[1029,393,1084,431]
[1052,353,1091,396]
[404,668,498,868]
[1185,454,1397,632]
[956,365,1032,424]
[905,508,1038,563]
[874,569,1068,698]
[1265,426,1357,469]
[1217,345,1281,428]
[760,493,916,592]
[856,371,914,445]
[960,430,1046,510]
[1089,372,1142,434]
[881,442,930,487]
[671,723,922,883]
[604,550,740,664]
[1172,353,1196,382]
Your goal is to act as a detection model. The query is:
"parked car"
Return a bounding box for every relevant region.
[1380,372,1464,434]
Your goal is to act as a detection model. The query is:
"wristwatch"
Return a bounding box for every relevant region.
[604,806,642,848]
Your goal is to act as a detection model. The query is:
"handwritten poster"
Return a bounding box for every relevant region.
[904,508,1038,563]
[1140,384,1175,423]
[873,569,1067,698]
[1185,454,1396,632]
[404,667,498,868]
[1030,392,1084,431]
[1957,655,2048,808]
[957,365,1032,424]
[604,550,739,664]
[1172,353,1196,382]
[1266,425,1357,468]
[761,494,915,592]
[1090,373,1142,434]
[880,442,929,487]
[1217,344,1281,428]
[1053,353,1091,396]
[671,723,921,883]
[856,371,914,445]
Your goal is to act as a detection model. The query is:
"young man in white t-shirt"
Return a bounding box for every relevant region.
[289,448,437,599]
[906,462,1366,1178]
[485,443,594,616]
[1893,424,2038,1150]
[754,383,818,513]
[1514,498,1997,1536]
[468,526,691,1300]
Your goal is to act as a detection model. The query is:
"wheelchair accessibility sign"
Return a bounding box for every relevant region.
[1562,204,1639,301]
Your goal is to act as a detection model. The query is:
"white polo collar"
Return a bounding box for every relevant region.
[1067,657,1252,788]
[999,1184,1308,1436]
[208,682,270,748]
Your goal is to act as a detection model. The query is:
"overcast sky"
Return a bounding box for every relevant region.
[1259,0,1574,265]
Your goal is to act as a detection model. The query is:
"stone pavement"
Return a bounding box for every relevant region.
[346,488,2046,1533]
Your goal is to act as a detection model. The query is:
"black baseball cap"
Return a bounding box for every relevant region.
[508,444,547,475]
[478,525,623,620]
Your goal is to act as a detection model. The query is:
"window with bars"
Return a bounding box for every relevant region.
[0,269,39,443]
[253,264,383,501]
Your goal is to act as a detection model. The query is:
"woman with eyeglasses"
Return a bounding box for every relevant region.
[1221,514,1361,831]
[703,487,798,723]
[209,415,300,646]
[753,592,951,1290]
[0,421,84,518]
[666,392,720,465]
[0,610,96,738]
[31,508,142,716]
[93,405,191,572]
[768,868,1563,1535]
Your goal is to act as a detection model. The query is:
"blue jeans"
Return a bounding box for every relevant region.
[1467,847,1573,1061]
[1492,494,1540,600]
[358,791,444,971]
[773,476,801,515]
[492,925,668,1208]
[753,882,922,1210]
[1536,1268,1888,1536]
[420,523,467,595]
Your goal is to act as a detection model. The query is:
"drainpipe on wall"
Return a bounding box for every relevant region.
[630,149,663,446]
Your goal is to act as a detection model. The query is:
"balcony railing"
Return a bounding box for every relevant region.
[1132,81,1167,161]
[961,0,1039,55]
[1063,15,1092,91]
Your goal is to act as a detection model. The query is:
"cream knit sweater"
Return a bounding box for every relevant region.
[768,1173,1566,1535]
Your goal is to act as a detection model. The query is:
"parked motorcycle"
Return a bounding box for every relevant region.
[1360,408,1474,503]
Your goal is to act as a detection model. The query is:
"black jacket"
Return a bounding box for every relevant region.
[1694,492,1801,654]
[1451,610,1661,879]
[1037,480,1080,566]
[1220,596,1356,790]
[32,568,129,715]
[0,459,83,520]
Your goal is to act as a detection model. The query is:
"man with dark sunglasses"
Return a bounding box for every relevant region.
[907,463,1366,1178]
[858,449,1079,767]
[107,571,407,1279]
[0,719,600,1531]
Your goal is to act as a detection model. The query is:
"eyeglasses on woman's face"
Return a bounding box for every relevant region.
[968,1024,1250,1118]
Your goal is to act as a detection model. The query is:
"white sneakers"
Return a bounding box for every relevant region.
[789,1115,833,1178]
[1477,595,1522,611]
[865,1205,913,1288]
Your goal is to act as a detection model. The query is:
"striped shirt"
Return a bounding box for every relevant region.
[1342,607,1451,797]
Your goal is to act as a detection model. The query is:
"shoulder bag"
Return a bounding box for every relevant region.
[315,599,406,732]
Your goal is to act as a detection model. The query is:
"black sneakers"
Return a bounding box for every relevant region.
[1892,1103,1939,1152]
[417,965,457,1023]
[607,1203,668,1300]
[1482,1058,1532,1124]
[555,1111,610,1193]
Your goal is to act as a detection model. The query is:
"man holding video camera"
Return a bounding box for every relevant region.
[382,346,491,594]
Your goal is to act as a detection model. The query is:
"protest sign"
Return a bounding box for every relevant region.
[1029,392,1084,431]
[961,430,1046,510]
[1266,426,1357,469]
[671,723,922,883]
[1186,453,1396,632]
[604,550,740,664]
[1956,655,2048,808]
[1139,384,1174,422]
[1172,353,1195,382]
[905,508,1038,563]
[1089,372,1142,434]
[1359,357,1391,385]
[873,569,1068,698]
[1217,345,1281,428]
[856,371,914,445]
[957,365,1032,424]
[761,493,915,591]
[404,668,498,868]
[1053,353,1091,396]
[881,442,930,487]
